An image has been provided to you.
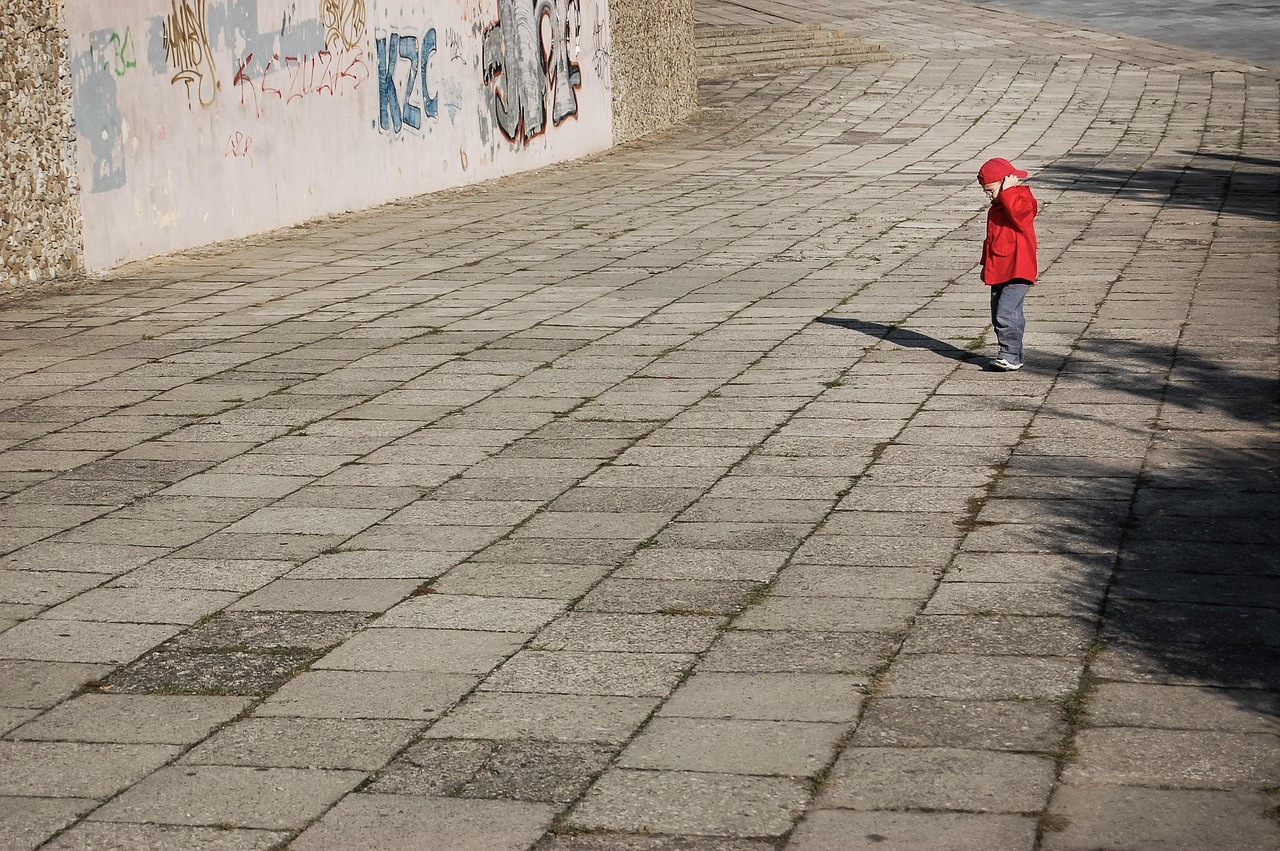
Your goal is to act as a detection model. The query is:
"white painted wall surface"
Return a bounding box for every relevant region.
[65,0,614,271]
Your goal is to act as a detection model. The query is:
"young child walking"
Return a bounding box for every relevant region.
[977,157,1038,371]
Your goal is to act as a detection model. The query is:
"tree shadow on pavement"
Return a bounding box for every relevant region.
[1034,159,1280,222]
[1000,339,1279,718]
[817,312,1280,716]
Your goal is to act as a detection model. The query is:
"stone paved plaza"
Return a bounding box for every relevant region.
[1,1,1278,848]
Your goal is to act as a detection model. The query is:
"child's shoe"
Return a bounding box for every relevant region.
[991,358,1023,371]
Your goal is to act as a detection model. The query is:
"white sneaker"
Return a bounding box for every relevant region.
[991,358,1024,371]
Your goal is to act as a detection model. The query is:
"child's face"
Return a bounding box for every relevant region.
[981,181,1002,203]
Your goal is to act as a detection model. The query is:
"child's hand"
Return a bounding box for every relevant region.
[1001,174,1019,191]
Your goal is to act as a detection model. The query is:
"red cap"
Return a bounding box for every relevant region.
[978,157,1029,185]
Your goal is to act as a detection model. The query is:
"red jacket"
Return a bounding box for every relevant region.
[981,184,1038,285]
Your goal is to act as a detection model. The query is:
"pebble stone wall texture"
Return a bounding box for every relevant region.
[608,0,698,145]
[0,0,695,294]
[0,0,83,295]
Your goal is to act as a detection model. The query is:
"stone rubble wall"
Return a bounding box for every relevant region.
[1,0,83,293]
[609,0,697,144]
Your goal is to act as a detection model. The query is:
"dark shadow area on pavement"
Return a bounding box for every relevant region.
[1004,339,1279,718]
[1034,162,1280,222]
[817,315,1280,716]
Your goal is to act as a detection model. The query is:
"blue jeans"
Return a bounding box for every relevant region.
[990,280,1030,365]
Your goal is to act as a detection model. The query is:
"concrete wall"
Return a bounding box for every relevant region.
[0,0,696,289]
[1,0,83,287]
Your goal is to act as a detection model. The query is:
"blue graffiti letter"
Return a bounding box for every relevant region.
[423,28,438,119]
[377,33,401,132]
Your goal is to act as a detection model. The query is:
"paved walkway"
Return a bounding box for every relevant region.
[2,1,1278,849]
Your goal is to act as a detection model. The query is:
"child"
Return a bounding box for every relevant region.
[977,157,1038,371]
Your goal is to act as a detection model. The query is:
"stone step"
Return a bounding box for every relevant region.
[700,51,890,78]
[694,25,842,49]
[694,24,891,78]
[696,33,866,57]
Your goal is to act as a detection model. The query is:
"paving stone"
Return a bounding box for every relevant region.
[314,627,524,673]
[182,717,420,770]
[820,747,1056,813]
[10,693,251,744]
[40,823,289,850]
[38,587,239,624]
[224,506,390,536]
[655,522,813,551]
[659,673,863,722]
[379,594,566,632]
[519,512,674,542]
[478,538,637,565]
[90,764,364,829]
[853,697,1065,752]
[1065,728,1280,789]
[366,738,494,796]
[173,610,373,650]
[534,835,776,851]
[735,596,919,633]
[483,650,693,697]
[771,564,939,599]
[228,578,420,613]
[384,499,543,526]
[788,810,1038,851]
[615,549,788,582]
[1086,683,1279,732]
[901,615,1096,657]
[618,717,846,776]
[1102,598,1280,647]
[429,562,610,598]
[370,738,615,802]
[548,486,704,514]
[290,794,555,851]
[344,523,509,552]
[532,613,723,653]
[883,654,1081,701]
[794,534,958,568]
[0,660,114,709]
[0,569,110,607]
[255,670,478,720]
[174,532,346,562]
[0,707,38,735]
[424,692,660,744]
[576,578,763,615]
[286,550,465,580]
[0,620,180,665]
[568,769,809,837]
[923,582,1099,618]
[1042,786,1280,851]
[1091,639,1280,689]
[700,630,897,676]
[107,558,293,592]
[0,542,168,574]
[0,796,98,851]
[0,741,180,797]
[103,648,317,696]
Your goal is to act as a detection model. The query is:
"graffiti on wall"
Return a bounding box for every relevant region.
[67,0,612,272]
[376,28,439,134]
[233,47,369,119]
[162,0,220,108]
[322,0,367,50]
[483,0,583,144]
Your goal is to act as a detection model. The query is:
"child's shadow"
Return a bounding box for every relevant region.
[814,316,982,365]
